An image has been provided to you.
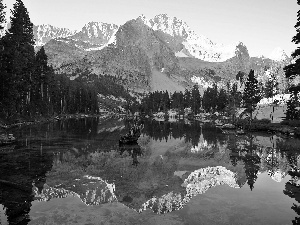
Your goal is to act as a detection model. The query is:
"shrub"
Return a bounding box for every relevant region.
[280,120,300,127]
[256,118,271,124]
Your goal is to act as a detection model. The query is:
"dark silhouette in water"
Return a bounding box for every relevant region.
[0,149,53,225]
[120,118,143,145]
[119,144,142,166]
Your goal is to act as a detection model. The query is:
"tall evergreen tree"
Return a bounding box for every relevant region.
[202,84,218,112]
[1,0,35,117]
[285,0,300,80]
[0,0,5,30]
[216,88,228,112]
[183,89,191,108]
[286,87,299,120]
[284,0,300,120]
[34,46,53,115]
[191,84,201,114]
[242,70,260,125]
[264,68,279,99]
[0,0,6,115]
[227,83,242,122]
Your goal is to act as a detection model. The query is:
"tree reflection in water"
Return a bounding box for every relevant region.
[280,139,300,224]
[119,144,142,166]
[2,119,300,224]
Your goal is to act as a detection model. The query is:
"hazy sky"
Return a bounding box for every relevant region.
[3,0,299,57]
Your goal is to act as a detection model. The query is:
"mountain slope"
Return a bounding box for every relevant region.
[44,38,88,67]
[151,69,185,92]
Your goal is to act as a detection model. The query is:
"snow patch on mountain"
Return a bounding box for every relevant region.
[268,47,288,61]
[175,50,188,57]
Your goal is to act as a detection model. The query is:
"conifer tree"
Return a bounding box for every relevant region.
[217,88,228,112]
[284,0,300,119]
[1,0,35,116]
[227,83,242,122]
[0,0,6,115]
[242,69,260,125]
[183,89,191,108]
[286,87,299,120]
[191,84,201,114]
[202,84,218,112]
[0,0,5,30]
[285,0,300,80]
[34,46,54,115]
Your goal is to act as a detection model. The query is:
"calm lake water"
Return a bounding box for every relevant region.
[1,117,300,225]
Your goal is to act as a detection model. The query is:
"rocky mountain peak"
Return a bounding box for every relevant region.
[148,14,191,39]
[33,24,77,46]
[137,14,151,26]
[70,22,119,46]
[80,22,118,37]
[116,17,154,47]
[135,14,245,62]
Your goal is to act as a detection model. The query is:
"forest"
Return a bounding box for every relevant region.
[0,0,131,122]
[138,70,268,119]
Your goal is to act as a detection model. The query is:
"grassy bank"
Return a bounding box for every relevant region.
[234,118,300,136]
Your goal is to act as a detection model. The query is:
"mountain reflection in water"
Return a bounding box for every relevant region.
[0,118,300,224]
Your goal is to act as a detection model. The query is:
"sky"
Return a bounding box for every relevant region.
[2,0,299,57]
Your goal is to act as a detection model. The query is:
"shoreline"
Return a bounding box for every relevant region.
[0,113,116,131]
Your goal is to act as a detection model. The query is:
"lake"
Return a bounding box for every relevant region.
[1,117,300,225]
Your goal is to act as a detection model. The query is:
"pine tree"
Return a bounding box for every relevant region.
[202,84,218,112]
[242,69,260,125]
[191,84,201,114]
[34,46,53,115]
[286,87,299,120]
[183,89,191,108]
[227,83,242,123]
[0,0,6,115]
[1,0,35,117]
[217,88,228,112]
[264,67,279,98]
[0,0,5,30]
[284,0,300,120]
[285,0,300,80]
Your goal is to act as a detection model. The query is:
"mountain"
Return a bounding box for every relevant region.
[114,17,179,73]
[40,15,253,92]
[139,14,239,62]
[37,14,248,69]
[268,47,288,61]
[65,17,183,92]
[33,22,118,49]
[178,42,251,84]
[30,14,289,94]
[33,24,77,46]
[70,22,119,47]
[40,22,118,67]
